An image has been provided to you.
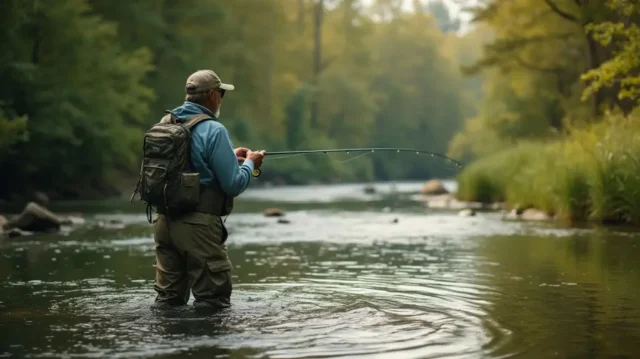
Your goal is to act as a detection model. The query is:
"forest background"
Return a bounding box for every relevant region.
[1,0,638,225]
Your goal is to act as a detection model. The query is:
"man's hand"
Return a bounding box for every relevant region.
[234,147,250,162]
[246,150,266,169]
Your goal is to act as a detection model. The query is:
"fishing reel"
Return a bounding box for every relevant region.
[252,169,261,177]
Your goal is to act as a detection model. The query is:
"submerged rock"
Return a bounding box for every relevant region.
[420,180,449,195]
[60,215,86,226]
[363,184,376,194]
[504,209,520,220]
[6,202,60,232]
[277,218,291,224]
[97,219,125,230]
[5,228,34,238]
[264,208,285,217]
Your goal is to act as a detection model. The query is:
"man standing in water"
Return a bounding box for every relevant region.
[152,69,265,309]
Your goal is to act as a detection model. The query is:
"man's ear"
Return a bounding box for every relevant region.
[206,89,216,105]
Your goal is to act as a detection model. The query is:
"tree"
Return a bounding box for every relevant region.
[581,0,640,111]
[0,0,153,199]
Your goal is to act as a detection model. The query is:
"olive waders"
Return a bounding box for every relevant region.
[152,113,235,310]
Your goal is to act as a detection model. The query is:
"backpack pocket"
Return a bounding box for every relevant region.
[140,159,170,205]
[166,172,200,210]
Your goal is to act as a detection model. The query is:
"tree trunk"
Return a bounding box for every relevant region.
[265,36,274,123]
[586,35,603,117]
[311,0,323,129]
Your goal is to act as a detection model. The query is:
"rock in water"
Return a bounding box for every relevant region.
[458,208,476,217]
[521,208,551,221]
[277,218,291,224]
[364,184,376,194]
[6,202,61,232]
[420,180,449,195]
[6,228,34,238]
[33,191,50,208]
[60,215,86,226]
[264,208,285,217]
[0,215,7,230]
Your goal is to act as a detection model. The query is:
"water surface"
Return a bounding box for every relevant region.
[1,183,639,358]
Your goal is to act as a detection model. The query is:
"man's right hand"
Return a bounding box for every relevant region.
[246,150,266,168]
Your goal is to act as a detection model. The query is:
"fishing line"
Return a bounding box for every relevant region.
[326,151,374,163]
[250,147,463,177]
[266,152,309,161]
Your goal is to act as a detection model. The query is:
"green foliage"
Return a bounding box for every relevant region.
[0,0,154,200]
[0,109,28,160]
[451,0,640,225]
[586,111,640,224]
[456,142,544,203]
[0,0,475,200]
[451,0,640,160]
[581,0,640,105]
[456,110,640,225]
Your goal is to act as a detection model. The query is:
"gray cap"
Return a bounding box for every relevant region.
[185,69,235,95]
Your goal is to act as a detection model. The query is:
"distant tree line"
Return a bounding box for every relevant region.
[0,0,484,201]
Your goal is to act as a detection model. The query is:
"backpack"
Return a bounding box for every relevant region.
[131,111,211,222]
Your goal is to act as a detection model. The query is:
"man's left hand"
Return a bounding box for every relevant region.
[235,147,250,162]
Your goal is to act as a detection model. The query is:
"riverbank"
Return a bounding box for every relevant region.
[455,111,640,226]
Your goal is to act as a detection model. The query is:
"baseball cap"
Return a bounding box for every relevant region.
[185,70,235,95]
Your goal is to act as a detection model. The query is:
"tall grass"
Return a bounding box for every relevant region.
[456,142,542,204]
[456,110,640,225]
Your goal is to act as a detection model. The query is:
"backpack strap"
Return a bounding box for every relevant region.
[182,114,212,130]
[180,113,231,217]
[160,110,176,124]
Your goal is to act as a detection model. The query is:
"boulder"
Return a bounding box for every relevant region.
[0,215,7,230]
[32,191,50,208]
[5,202,61,232]
[264,208,285,217]
[420,180,449,195]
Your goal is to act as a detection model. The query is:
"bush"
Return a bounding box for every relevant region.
[455,110,640,225]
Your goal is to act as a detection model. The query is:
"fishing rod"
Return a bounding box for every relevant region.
[250,147,463,177]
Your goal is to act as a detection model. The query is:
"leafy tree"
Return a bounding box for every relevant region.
[0,0,153,199]
[581,0,640,110]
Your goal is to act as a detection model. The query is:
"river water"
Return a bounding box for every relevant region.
[1,182,640,358]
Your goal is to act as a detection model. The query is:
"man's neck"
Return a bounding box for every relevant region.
[185,101,216,118]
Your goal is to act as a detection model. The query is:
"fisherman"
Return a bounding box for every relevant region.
[152,70,265,309]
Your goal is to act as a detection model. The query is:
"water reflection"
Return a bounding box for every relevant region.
[1,209,640,358]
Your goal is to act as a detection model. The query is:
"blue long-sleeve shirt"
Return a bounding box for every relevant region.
[169,101,254,197]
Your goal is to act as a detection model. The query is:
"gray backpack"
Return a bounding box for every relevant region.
[131,111,211,221]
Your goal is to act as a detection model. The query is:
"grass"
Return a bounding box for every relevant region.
[456,110,640,225]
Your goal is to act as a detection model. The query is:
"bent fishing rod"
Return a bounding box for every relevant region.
[250,147,464,177]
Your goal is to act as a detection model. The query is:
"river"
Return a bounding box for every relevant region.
[1,181,639,358]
